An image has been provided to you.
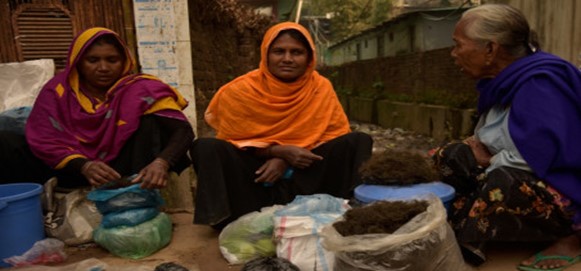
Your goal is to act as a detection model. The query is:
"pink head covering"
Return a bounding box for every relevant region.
[26,27,188,168]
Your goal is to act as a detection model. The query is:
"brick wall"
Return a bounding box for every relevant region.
[188,0,272,136]
[319,47,478,108]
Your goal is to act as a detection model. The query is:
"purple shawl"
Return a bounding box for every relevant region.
[25,27,188,169]
[477,51,581,216]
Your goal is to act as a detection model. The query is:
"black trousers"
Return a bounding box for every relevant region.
[0,115,190,188]
[191,132,373,228]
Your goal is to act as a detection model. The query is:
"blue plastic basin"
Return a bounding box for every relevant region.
[354,182,455,214]
[0,183,45,267]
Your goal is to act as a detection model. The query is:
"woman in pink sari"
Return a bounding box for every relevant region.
[0,27,194,189]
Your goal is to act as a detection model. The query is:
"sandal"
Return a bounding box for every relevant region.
[517,253,581,271]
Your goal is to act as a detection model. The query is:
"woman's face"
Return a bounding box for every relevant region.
[451,20,491,79]
[267,33,310,82]
[77,42,125,93]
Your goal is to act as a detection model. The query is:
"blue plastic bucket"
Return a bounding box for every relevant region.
[0,183,45,267]
[354,182,455,215]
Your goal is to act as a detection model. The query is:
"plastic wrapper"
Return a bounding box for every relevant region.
[93,212,172,259]
[219,205,283,264]
[101,207,160,228]
[87,183,164,214]
[320,194,469,271]
[3,238,66,267]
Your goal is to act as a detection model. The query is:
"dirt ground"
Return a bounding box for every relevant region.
[3,212,239,271]
[59,212,238,271]
[7,211,581,271]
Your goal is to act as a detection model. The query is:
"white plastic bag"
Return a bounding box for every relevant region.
[0,59,54,112]
[273,194,349,271]
[320,194,468,271]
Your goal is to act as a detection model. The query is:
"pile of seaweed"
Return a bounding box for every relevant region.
[358,149,438,185]
[333,200,429,236]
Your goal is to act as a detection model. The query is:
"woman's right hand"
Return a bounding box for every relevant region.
[270,145,323,169]
[81,160,121,187]
[255,157,288,184]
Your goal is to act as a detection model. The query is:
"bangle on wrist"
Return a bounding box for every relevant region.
[81,161,93,174]
[153,158,170,170]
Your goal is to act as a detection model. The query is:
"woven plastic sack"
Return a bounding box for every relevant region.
[320,194,468,271]
[93,212,172,259]
[42,178,102,245]
[273,194,349,271]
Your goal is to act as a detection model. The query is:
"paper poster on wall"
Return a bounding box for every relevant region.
[133,0,179,87]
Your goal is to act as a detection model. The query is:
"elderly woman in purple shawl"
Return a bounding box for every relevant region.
[0,27,194,189]
[432,4,581,270]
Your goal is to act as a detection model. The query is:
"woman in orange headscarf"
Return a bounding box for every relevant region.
[191,22,373,229]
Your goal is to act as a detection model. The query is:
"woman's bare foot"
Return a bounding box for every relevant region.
[520,234,581,269]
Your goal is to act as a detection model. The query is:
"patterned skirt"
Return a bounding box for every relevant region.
[433,142,577,244]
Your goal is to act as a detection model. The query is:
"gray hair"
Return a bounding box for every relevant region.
[461,4,539,57]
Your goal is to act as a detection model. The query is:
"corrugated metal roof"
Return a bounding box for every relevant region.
[328,6,469,50]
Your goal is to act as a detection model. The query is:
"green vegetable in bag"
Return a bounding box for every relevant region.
[219,205,282,264]
[93,212,172,259]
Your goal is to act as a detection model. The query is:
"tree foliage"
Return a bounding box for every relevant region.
[303,0,393,41]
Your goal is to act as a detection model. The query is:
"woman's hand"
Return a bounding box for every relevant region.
[255,157,288,185]
[270,145,323,169]
[464,136,492,168]
[132,158,170,189]
[81,161,121,187]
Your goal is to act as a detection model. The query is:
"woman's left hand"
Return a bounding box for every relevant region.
[132,158,170,189]
[465,136,492,167]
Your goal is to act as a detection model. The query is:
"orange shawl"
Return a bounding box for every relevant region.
[205,22,350,150]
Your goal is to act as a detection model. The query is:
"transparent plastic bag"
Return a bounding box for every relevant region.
[219,205,283,264]
[3,238,66,267]
[87,184,164,214]
[93,212,172,259]
[320,194,468,271]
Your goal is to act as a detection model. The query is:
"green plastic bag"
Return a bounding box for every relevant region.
[93,212,172,259]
